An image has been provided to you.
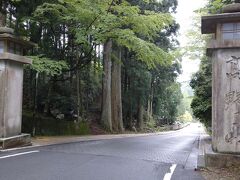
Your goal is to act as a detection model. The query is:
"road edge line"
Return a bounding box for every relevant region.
[0,150,39,159]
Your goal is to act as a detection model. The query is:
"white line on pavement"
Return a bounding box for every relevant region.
[0,150,39,159]
[163,164,177,180]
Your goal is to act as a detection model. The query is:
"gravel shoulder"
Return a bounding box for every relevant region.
[200,166,240,180]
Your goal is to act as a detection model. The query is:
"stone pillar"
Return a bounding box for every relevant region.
[212,49,240,153]
[202,3,240,153]
[0,27,33,149]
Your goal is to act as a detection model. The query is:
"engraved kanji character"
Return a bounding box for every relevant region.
[225,91,235,110]
[234,91,240,104]
[226,56,240,79]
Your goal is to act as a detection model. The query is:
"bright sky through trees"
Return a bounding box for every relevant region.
[175,0,207,83]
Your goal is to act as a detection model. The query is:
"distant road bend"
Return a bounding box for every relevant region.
[0,123,203,180]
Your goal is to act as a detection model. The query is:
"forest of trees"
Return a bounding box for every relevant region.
[0,0,184,135]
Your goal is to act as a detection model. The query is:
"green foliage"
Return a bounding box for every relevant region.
[33,3,68,25]
[207,0,234,13]
[146,117,156,129]
[178,111,193,123]
[156,82,183,122]
[122,60,152,122]
[128,0,181,125]
[115,29,173,67]
[190,56,212,127]
[183,12,210,60]
[177,93,193,117]
[28,56,69,76]
[59,0,174,67]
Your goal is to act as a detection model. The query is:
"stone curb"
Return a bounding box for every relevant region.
[0,124,189,153]
[0,130,177,153]
[197,134,210,169]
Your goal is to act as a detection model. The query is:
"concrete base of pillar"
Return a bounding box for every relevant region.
[198,135,240,168]
[0,134,31,149]
[205,149,240,168]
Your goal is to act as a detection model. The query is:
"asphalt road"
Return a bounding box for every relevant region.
[0,123,204,180]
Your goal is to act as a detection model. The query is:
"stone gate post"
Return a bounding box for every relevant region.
[0,27,33,149]
[202,4,240,153]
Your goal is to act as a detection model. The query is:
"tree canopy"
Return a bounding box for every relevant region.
[0,0,183,134]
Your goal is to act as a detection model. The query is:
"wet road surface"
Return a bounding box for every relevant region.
[0,123,203,180]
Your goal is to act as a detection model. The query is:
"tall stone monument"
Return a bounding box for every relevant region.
[0,27,33,149]
[202,3,240,153]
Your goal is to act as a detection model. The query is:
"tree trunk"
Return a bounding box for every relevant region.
[111,46,124,132]
[0,12,6,27]
[43,82,52,115]
[76,68,81,122]
[0,1,6,27]
[147,99,151,121]
[137,101,144,131]
[32,72,39,136]
[147,78,154,120]
[129,76,133,129]
[150,82,154,117]
[101,39,112,131]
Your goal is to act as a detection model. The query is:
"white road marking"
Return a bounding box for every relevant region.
[163,164,177,180]
[0,150,39,159]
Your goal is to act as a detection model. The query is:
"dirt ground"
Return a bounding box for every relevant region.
[200,166,240,180]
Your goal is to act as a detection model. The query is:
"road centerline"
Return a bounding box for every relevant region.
[0,150,39,159]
